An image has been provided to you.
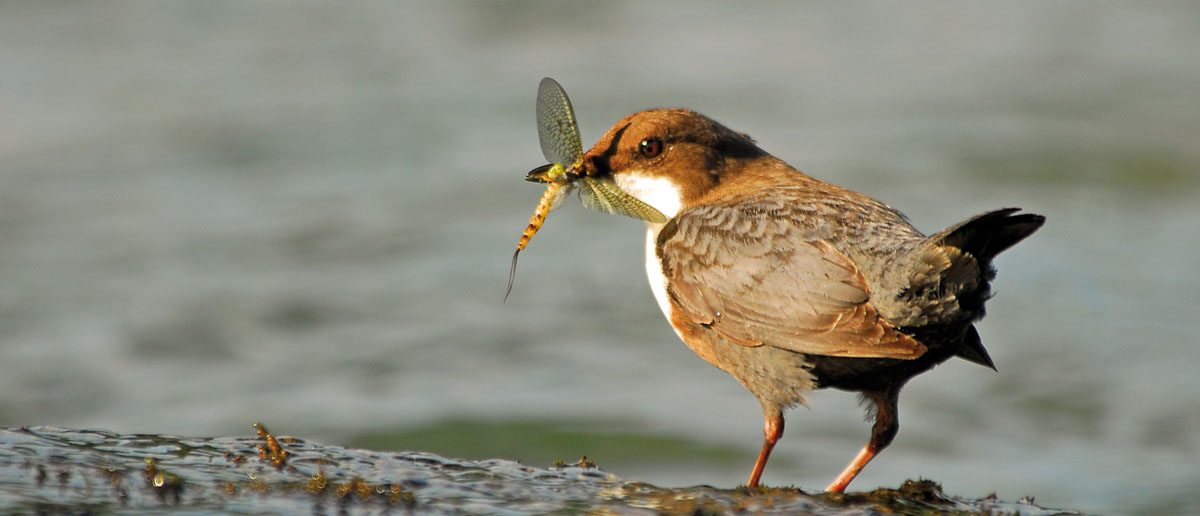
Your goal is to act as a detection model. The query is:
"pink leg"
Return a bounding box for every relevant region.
[747,410,784,487]
[825,390,899,493]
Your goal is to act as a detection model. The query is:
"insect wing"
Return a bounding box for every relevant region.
[579,176,669,223]
[536,78,584,169]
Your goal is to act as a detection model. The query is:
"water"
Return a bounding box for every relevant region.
[1,2,1197,515]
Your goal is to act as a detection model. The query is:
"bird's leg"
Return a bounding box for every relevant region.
[746,408,784,487]
[825,390,900,493]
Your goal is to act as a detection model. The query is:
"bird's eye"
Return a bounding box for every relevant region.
[639,138,663,158]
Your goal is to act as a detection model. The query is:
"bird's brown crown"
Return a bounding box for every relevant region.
[579,109,769,209]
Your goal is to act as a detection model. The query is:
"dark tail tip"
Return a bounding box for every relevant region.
[956,325,997,371]
[938,208,1045,261]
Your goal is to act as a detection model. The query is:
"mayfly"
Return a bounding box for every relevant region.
[504,78,583,301]
[505,78,669,301]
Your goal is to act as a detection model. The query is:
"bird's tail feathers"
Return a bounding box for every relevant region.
[933,207,1045,263]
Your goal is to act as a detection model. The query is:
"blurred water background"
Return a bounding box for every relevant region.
[1,2,1196,515]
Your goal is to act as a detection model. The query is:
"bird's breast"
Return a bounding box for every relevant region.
[645,221,728,369]
[644,222,678,332]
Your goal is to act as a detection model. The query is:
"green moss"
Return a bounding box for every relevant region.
[348,418,744,468]
[822,479,980,516]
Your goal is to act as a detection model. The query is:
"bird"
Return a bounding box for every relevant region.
[540,107,1045,492]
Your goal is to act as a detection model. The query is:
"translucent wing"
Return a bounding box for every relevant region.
[506,78,589,302]
[536,78,584,168]
[579,176,669,223]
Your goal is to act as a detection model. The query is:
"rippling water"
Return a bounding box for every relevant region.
[1,3,1197,515]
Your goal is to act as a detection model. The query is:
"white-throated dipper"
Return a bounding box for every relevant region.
[515,81,1044,492]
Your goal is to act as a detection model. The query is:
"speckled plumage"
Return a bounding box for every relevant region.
[571,108,1044,491]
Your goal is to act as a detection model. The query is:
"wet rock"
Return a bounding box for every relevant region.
[0,426,1080,516]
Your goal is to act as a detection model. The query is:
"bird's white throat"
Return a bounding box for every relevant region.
[613,172,683,219]
[613,171,684,335]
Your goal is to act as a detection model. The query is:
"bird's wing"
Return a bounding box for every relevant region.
[659,198,926,359]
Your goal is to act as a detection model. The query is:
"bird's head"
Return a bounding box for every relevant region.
[570,109,765,220]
